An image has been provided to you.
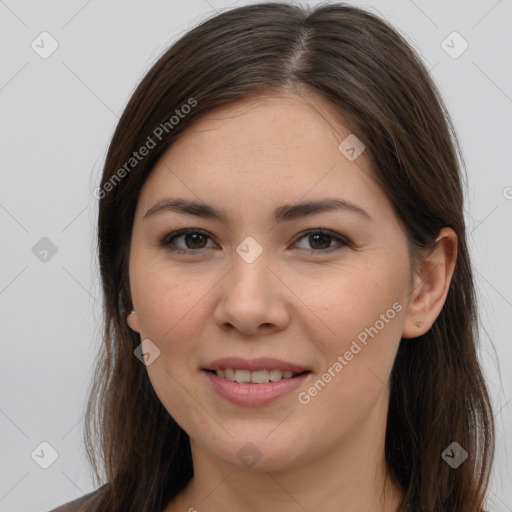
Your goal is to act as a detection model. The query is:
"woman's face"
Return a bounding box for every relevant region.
[127,92,416,471]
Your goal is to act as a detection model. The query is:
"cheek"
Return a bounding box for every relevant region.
[131,265,211,418]
[130,260,209,356]
[297,263,406,409]
[300,262,405,347]
[295,277,403,429]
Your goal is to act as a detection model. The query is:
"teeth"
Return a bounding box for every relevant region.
[269,368,282,381]
[214,368,300,383]
[234,369,251,383]
[251,369,270,383]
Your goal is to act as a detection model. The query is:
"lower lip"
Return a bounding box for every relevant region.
[203,370,311,406]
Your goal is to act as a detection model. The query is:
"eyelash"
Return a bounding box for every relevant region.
[159,228,350,255]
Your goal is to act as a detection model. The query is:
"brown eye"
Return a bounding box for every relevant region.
[308,233,331,250]
[160,228,349,255]
[293,230,349,253]
[183,232,208,249]
[161,229,215,253]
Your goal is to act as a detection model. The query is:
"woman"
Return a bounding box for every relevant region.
[49,2,495,511]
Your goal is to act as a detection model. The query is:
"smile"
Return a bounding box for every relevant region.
[210,368,305,383]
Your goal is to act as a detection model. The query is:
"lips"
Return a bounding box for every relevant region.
[202,356,312,406]
[203,369,311,406]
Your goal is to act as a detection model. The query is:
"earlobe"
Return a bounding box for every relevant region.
[127,310,140,333]
[402,227,457,339]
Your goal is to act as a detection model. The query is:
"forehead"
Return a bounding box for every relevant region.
[135,92,390,224]
[175,92,362,160]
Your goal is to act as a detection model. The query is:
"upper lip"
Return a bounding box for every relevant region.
[204,357,310,373]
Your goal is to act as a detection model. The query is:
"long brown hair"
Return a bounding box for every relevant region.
[85,3,495,511]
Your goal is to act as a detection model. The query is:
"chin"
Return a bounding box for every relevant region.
[201,429,311,472]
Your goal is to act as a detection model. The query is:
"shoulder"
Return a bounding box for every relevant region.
[46,485,105,512]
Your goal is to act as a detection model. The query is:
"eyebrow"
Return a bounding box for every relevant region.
[143,197,372,223]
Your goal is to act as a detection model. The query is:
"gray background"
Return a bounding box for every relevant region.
[0,0,511,510]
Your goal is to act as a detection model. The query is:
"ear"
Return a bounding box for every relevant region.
[402,227,457,339]
[127,311,141,333]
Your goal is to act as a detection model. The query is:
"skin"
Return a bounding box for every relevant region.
[126,91,457,512]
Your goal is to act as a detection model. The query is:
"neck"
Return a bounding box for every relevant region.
[167,396,403,512]
[181,454,403,512]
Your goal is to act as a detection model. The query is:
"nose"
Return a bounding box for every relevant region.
[213,250,290,336]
